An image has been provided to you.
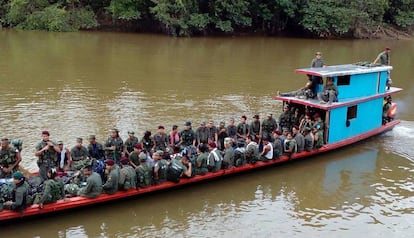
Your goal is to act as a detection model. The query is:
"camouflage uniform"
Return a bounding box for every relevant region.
[222,147,234,169]
[279,112,292,131]
[35,140,58,181]
[35,178,64,204]
[103,165,120,194]
[136,163,152,187]
[262,118,278,139]
[246,141,259,164]
[0,145,19,178]
[104,137,123,163]
[70,146,89,170]
[124,136,139,154]
[119,164,136,190]
[153,159,168,184]
[78,172,103,198]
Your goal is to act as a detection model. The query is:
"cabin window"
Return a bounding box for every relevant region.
[337,75,351,85]
[347,105,357,120]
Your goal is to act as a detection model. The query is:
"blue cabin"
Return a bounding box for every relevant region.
[276,63,402,145]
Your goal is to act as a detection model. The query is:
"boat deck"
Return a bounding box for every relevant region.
[274,87,402,110]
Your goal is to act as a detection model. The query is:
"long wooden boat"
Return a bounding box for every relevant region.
[0,63,402,222]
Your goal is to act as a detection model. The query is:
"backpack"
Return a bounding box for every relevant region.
[167,160,183,183]
[234,147,246,167]
[136,164,152,187]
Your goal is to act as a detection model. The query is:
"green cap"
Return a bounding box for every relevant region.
[76,137,83,142]
[13,171,24,180]
[128,131,135,135]
[89,135,96,139]
[57,140,63,145]
[154,150,164,156]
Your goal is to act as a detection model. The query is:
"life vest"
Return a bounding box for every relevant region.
[387,102,397,118]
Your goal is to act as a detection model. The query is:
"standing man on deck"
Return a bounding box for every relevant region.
[373,47,392,89]
[35,131,61,181]
[310,51,326,96]
[104,129,123,164]
[0,138,21,179]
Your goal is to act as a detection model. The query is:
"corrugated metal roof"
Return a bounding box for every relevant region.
[295,64,393,77]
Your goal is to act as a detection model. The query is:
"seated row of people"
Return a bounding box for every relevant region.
[1,116,326,212]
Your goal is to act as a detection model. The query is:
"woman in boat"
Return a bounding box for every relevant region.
[141,131,155,154]
[299,114,314,134]
[283,133,297,156]
[35,168,65,209]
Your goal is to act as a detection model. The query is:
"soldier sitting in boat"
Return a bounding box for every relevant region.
[34,168,65,209]
[262,113,278,140]
[180,121,195,148]
[102,159,119,195]
[318,77,338,104]
[141,130,155,154]
[196,120,209,146]
[153,125,169,153]
[279,106,292,131]
[292,126,305,153]
[283,133,297,156]
[78,165,103,198]
[278,75,315,99]
[3,171,29,212]
[129,143,143,169]
[303,127,314,152]
[124,131,139,157]
[194,144,209,175]
[234,138,247,166]
[87,135,105,161]
[260,137,273,162]
[152,150,168,184]
[0,138,22,179]
[70,138,89,171]
[221,138,234,169]
[272,130,283,159]
[207,142,223,172]
[245,135,259,164]
[136,152,153,187]
[236,116,250,140]
[313,125,324,149]
[226,118,237,147]
[56,141,71,171]
[119,157,136,190]
[104,129,124,163]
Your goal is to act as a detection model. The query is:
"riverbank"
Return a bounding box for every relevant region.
[2,1,413,39]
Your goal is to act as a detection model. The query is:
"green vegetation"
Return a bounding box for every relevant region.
[0,0,413,38]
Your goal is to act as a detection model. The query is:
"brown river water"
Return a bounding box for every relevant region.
[0,30,413,237]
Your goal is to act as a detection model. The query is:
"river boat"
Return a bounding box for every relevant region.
[0,63,401,222]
